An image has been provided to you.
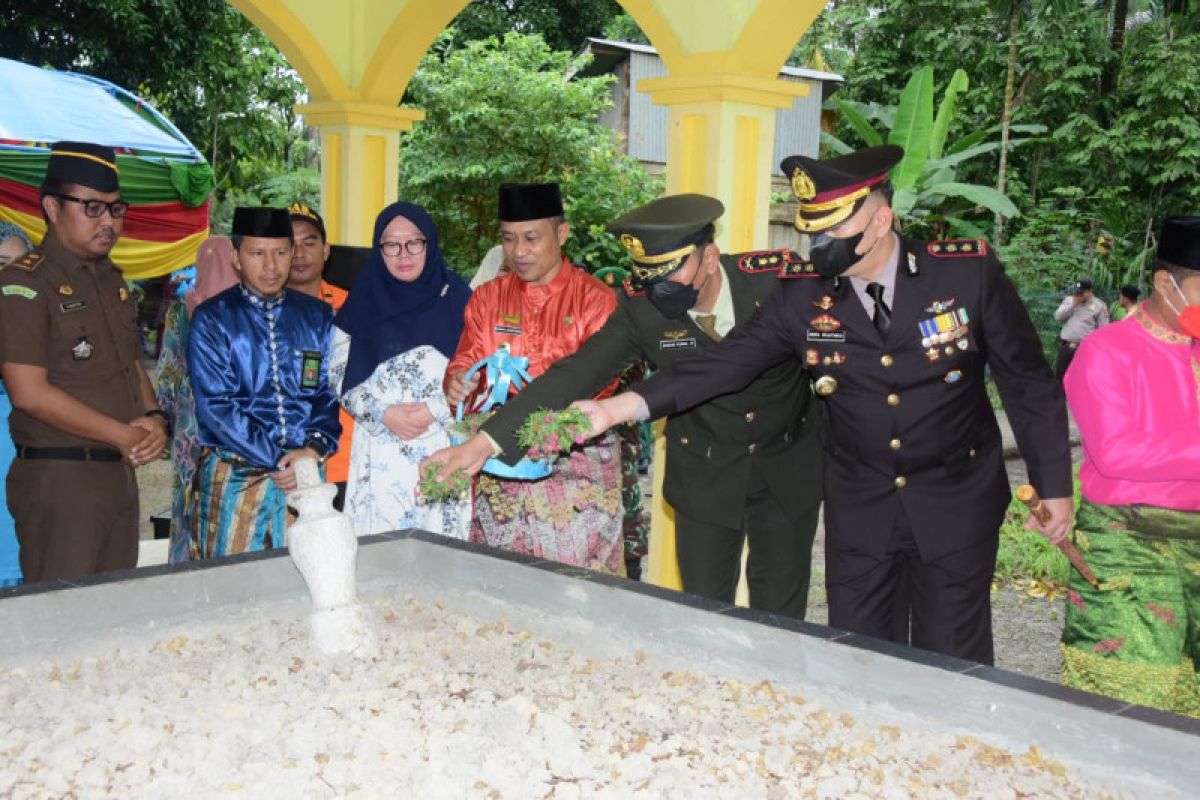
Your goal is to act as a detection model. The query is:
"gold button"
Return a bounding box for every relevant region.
[894,476,908,488]
[748,443,757,454]
[969,448,977,458]
[680,436,689,446]
[745,411,756,423]
[889,439,902,450]
[887,394,900,406]
[814,375,838,396]
[881,354,894,367]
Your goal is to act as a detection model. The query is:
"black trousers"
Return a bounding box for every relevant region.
[1054,339,1080,381]
[673,467,819,620]
[825,503,997,664]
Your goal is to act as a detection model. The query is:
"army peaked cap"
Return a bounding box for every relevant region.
[608,193,724,286]
[44,141,119,193]
[781,145,903,233]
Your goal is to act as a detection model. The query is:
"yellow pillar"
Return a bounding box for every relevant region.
[638,73,807,594]
[640,73,808,252]
[295,101,425,247]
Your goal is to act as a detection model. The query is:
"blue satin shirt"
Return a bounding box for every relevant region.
[188,285,340,469]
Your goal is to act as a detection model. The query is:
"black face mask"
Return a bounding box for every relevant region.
[809,230,864,278]
[646,278,700,319]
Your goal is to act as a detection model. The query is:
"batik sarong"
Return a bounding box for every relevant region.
[471,431,624,574]
[190,448,291,559]
[1061,500,1200,717]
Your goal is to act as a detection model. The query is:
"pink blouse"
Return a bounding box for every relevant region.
[1064,305,1200,511]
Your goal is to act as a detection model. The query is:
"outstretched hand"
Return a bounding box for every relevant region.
[569,393,645,437]
[420,434,494,481]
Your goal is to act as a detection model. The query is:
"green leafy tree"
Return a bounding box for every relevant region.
[450,0,623,52]
[399,32,662,277]
[826,66,1040,239]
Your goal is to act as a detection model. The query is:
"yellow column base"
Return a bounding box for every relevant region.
[295,102,425,246]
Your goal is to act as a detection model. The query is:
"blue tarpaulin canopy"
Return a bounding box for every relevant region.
[0,56,201,159]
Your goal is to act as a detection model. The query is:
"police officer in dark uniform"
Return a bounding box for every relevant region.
[0,142,167,582]
[425,194,823,619]
[577,147,1074,664]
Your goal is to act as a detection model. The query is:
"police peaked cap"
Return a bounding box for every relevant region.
[44,141,120,193]
[231,207,294,239]
[781,145,903,233]
[498,183,564,222]
[1156,216,1200,271]
[608,194,724,286]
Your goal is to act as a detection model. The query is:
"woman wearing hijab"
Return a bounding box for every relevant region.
[153,235,239,562]
[331,202,472,538]
[0,221,33,585]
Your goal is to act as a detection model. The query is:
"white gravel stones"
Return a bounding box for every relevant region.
[0,595,1145,799]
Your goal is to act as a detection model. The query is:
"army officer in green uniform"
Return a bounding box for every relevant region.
[425,194,823,619]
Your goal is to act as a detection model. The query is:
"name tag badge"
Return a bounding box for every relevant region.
[806,330,846,343]
[494,324,522,335]
[60,300,88,313]
[659,337,697,351]
[301,350,322,388]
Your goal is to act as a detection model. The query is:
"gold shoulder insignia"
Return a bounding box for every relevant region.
[622,278,645,298]
[737,249,790,274]
[927,239,989,259]
[778,256,818,280]
[3,250,44,273]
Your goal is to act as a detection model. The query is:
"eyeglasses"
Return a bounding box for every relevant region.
[54,193,130,219]
[379,238,427,257]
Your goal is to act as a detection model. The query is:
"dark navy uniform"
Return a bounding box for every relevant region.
[635,238,1073,663]
[482,249,823,618]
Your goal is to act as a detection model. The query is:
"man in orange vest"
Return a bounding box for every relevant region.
[288,202,353,509]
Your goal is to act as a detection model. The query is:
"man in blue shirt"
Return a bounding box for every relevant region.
[188,207,340,558]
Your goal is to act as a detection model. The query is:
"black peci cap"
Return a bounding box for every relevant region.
[231,207,293,239]
[43,141,119,193]
[498,183,564,222]
[1156,216,1200,271]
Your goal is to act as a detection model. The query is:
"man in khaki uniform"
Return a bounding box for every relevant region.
[0,142,167,582]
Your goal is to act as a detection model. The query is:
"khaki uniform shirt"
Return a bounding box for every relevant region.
[0,234,144,447]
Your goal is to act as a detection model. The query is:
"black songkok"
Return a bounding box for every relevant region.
[1157,217,1200,271]
[231,207,294,239]
[43,141,119,193]
[498,183,564,222]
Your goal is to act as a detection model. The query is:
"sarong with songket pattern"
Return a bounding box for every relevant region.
[471,431,624,575]
[189,448,294,559]
[1061,500,1200,717]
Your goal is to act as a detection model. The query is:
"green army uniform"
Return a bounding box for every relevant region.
[0,236,144,581]
[481,198,823,618]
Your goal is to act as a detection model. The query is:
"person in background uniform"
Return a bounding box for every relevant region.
[188,207,340,558]
[0,142,168,582]
[1110,283,1140,322]
[287,202,354,510]
[573,147,1074,664]
[0,221,34,586]
[1061,216,1200,717]
[153,236,239,563]
[426,195,823,617]
[1054,278,1108,379]
[443,183,624,574]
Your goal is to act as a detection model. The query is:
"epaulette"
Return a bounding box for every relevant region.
[737,249,791,274]
[778,256,818,279]
[927,239,988,258]
[2,250,44,273]
[622,278,645,298]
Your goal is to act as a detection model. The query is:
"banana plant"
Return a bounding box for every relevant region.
[824,66,1046,239]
